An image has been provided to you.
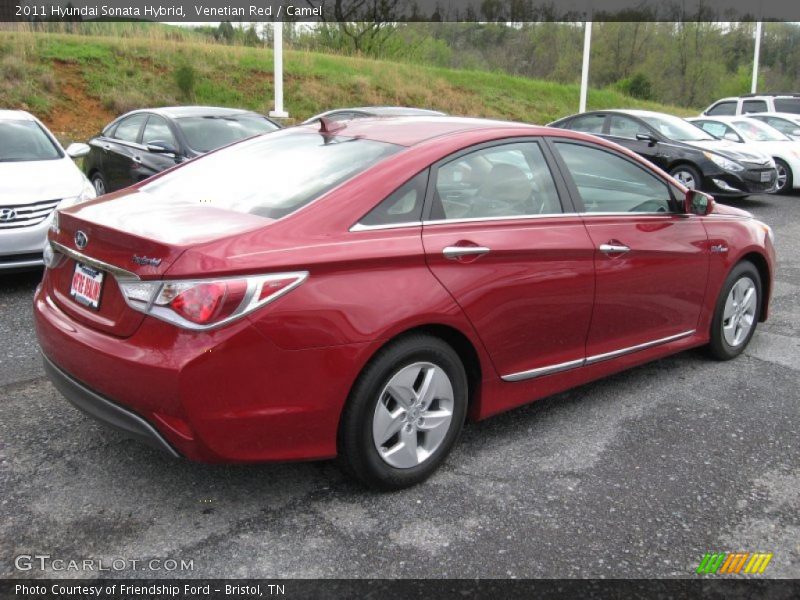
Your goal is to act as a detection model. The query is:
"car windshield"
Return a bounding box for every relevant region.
[638,114,715,141]
[176,114,279,153]
[141,130,402,220]
[733,119,790,142]
[0,119,62,162]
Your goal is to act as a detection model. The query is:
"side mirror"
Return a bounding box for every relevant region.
[635,133,657,146]
[723,132,741,143]
[684,189,715,216]
[146,141,178,155]
[792,128,800,136]
[65,142,90,159]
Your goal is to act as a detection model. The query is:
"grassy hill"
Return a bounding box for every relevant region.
[0,30,696,144]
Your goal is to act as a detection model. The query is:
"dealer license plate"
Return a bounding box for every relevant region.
[70,263,104,310]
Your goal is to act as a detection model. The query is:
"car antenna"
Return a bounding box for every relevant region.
[319,117,345,135]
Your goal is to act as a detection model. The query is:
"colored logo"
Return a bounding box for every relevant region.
[696,552,773,575]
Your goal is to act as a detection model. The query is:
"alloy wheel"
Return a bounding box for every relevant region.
[673,169,696,189]
[776,164,788,191]
[722,277,757,347]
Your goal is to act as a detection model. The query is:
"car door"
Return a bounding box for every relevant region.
[103,113,148,191]
[550,139,709,359]
[422,140,596,380]
[139,114,182,181]
[606,114,667,169]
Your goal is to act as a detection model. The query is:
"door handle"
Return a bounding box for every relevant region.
[102,144,112,151]
[132,156,142,164]
[599,243,631,255]
[443,246,491,260]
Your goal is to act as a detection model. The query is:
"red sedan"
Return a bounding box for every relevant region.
[34,117,776,490]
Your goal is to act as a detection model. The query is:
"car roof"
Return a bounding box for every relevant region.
[125,106,261,119]
[691,116,751,123]
[296,116,540,147]
[750,111,800,120]
[339,106,445,116]
[0,109,36,121]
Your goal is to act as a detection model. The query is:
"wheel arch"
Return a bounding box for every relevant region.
[738,251,771,322]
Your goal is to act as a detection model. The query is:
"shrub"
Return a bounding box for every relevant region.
[174,64,196,100]
[617,73,653,100]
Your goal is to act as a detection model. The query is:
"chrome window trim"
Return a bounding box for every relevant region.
[50,241,140,281]
[576,212,683,218]
[349,221,422,232]
[422,213,574,226]
[501,330,695,382]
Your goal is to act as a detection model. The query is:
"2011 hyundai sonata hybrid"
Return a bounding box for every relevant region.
[35,117,776,490]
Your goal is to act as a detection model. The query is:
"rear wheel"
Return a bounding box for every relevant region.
[91,173,107,197]
[773,158,792,194]
[670,164,701,190]
[338,334,468,490]
[708,261,761,360]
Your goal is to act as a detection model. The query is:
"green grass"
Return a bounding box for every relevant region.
[0,30,696,143]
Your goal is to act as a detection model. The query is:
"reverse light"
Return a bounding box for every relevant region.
[119,272,308,330]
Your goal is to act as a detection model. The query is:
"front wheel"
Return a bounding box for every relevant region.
[708,261,762,360]
[670,164,701,190]
[772,158,793,194]
[338,334,468,491]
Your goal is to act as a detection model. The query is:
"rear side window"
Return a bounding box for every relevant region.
[431,142,562,221]
[142,131,401,221]
[706,101,736,116]
[774,98,800,114]
[357,170,428,228]
[113,114,147,143]
[569,114,605,133]
[742,100,768,114]
[554,142,672,214]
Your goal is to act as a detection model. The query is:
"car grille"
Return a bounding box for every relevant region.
[0,199,61,230]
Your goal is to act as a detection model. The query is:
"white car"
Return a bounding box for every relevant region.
[689,115,800,194]
[0,110,95,271]
[748,112,800,141]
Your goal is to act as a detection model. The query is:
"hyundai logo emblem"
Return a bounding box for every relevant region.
[0,208,17,222]
[74,230,89,250]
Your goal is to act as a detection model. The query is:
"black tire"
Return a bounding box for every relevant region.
[669,164,702,191]
[708,261,762,361]
[773,158,793,195]
[91,172,108,197]
[338,334,468,491]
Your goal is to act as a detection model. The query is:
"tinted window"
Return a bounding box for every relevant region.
[113,114,147,143]
[707,101,737,116]
[142,115,177,147]
[762,116,800,135]
[358,170,428,227]
[774,98,800,114]
[568,114,605,134]
[0,120,62,162]
[432,142,562,221]
[554,142,672,214]
[742,100,768,114]
[176,114,279,153]
[608,115,649,139]
[142,131,401,220]
[696,121,738,140]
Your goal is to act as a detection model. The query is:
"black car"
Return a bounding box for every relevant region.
[301,106,446,125]
[84,107,281,195]
[549,109,777,198]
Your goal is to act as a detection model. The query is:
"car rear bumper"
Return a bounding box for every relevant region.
[42,353,180,457]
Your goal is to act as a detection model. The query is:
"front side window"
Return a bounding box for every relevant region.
[431,142,562,221]
[569,114,605,134]
[742,100,768,114]
[608,115,650,139]
[142,131,401,220]
[113,114,147,143]
[554,142,673,214]
[0,120,62,162]
[707,101,737,116]
[142,115,177,147]
[696,121,739,141]
[176,114,279,153]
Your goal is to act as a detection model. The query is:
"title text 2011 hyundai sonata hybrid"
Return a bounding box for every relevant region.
[35,117,776,490]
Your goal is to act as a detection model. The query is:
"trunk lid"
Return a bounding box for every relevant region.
[48,189,270,337]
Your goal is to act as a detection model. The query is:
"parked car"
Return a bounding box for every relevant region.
[702,94,800,116]
[83,107,281,195]
[689,116,800,194]
[0,110,95,271]
[302,106,446,125]
[36,117,775,490]
[747,112,800,141]
[549,109,777,198]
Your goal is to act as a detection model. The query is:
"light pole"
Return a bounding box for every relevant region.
[269,21,289,119]
[751,21,762,94]
[579,21,592,113]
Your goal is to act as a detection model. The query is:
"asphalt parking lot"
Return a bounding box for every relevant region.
[1,194,798,579]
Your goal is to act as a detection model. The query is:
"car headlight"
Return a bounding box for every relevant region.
[703,151,744,172]
[50,178,96,234]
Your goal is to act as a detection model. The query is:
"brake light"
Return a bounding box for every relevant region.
[119,272,308,330]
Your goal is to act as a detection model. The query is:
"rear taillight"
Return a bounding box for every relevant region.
[119,272,308,330]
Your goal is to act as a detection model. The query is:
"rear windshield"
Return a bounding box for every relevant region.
[0,120,62,162]
[141,130,401,219]
[774,98,800,114]
[176,115,279,153]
